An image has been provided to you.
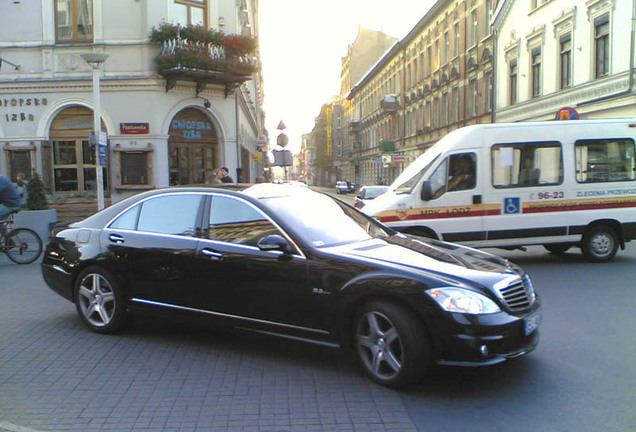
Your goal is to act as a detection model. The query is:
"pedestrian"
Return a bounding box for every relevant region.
[15,173,28,203]
[214,167,234,183]
[0,174,22,219]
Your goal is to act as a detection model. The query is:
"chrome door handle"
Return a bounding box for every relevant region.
[108,234,125,244]
[201,248,223,260]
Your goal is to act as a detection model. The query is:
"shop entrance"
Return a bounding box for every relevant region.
[49,106,107,195]
[169,108,219,185]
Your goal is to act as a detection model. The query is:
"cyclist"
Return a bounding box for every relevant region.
[0,174,22,219]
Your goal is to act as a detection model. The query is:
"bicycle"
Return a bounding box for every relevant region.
[0,212,43,264]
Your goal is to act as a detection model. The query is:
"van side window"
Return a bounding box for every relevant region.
[575,138,635,183]
[492,142,562,188]
[430,153,476,198]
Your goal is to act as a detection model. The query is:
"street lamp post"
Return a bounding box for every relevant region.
[80,53,109,211]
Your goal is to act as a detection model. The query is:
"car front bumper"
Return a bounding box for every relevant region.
[427,303,542,366]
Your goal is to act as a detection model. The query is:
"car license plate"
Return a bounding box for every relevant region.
[524,310,541,336]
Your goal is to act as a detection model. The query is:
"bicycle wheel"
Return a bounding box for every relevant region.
[5,228,43,264]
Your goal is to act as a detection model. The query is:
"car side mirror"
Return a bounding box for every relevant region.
[257,234,293,254]
[420,180,433,201]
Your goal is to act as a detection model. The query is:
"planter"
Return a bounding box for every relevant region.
[14,209,58,243]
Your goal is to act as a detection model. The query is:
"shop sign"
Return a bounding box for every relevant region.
[1,97,48,123]
[170,119,213,139]
[392,155,406,163]
[120,123,150,134]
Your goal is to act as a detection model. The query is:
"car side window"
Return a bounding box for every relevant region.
[207,196,281,247]
[109,205,140,230]
[136,194,202,236]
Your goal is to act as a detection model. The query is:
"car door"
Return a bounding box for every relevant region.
[423,151,485,244]
[194,194,323,334]
[102,192,205,307]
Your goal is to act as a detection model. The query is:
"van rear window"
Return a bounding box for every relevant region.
[575,138,635,183]
[492,142,563,188]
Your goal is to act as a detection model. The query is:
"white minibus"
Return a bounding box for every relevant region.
[362,119,636,262]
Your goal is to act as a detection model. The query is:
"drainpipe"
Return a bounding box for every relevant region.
[492,27,498,123]
[577,0,635,108]
[235,86,241,182]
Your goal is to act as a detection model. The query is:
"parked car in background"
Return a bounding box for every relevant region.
[41,184,541,389]
[336,181,354,194]
[354,185,389,209]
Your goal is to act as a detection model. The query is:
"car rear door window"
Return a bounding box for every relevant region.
[135,194,202,236]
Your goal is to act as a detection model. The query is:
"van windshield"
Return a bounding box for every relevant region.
[391,126,474,194]
[393,154,439,194]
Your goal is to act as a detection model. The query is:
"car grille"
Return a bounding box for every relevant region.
[498,275,535,312]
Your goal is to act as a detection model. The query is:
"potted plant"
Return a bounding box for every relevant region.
[14,172,58,243]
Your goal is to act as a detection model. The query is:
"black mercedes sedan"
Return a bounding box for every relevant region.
[42,184,541,388]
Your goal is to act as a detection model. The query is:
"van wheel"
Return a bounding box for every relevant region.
[581,226,619,263]
[543,243,571,254]
[353,301,430,388]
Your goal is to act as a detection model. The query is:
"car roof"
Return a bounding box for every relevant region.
[71,183,321,228]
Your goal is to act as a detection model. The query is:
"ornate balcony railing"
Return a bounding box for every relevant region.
[156,39,259,96]
[150,24,259,97]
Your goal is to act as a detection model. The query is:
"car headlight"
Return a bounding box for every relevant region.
[426,287,501,314]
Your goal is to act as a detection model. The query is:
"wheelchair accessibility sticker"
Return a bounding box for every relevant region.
[504,197,521,214]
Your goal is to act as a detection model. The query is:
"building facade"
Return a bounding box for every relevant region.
[0,0,264,219]
[493,0,635,121]
[347,0,500,187]
[339,27,397,186]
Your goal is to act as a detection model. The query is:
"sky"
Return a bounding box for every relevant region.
[258,0,436,153]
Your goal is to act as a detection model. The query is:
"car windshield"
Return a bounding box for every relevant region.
[258,191,392,247]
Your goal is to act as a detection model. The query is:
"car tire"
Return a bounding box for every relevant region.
[543,243,572,254]
[581,225,619,263]
[74,266,128,334]
[353,301,430,388]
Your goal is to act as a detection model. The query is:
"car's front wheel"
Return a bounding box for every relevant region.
[353,301,430,388]
[74,266,128,333]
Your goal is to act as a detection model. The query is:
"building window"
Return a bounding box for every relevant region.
[453,23,460,58]
[509,59,518,104]
[594,14,610,78]
[467,78,477,118]
[55,0,93,42]
[559,34,572,89]
[484,0,493,36]
[174,0,206,26]
[443,31,450,64]
[531,48,542,98]
[452,87,459,123]
[442,92,449,125]
[434,39,440,71]
[433,98,439,128]
[427,46,432,75]
[469,9,478,47]
[484,70,493,112]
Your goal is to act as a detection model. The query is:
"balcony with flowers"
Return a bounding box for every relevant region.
[150,23,260,96]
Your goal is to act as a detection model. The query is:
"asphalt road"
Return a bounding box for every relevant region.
[1,234,635,431]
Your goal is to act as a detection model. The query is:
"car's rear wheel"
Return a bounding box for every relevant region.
[74,266,128,333]
[581,225,619,263]
[353,301,430,388]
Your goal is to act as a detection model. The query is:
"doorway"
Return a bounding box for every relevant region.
[169,108,219,185]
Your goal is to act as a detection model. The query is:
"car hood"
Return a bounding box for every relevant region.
[321,234,523,287]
